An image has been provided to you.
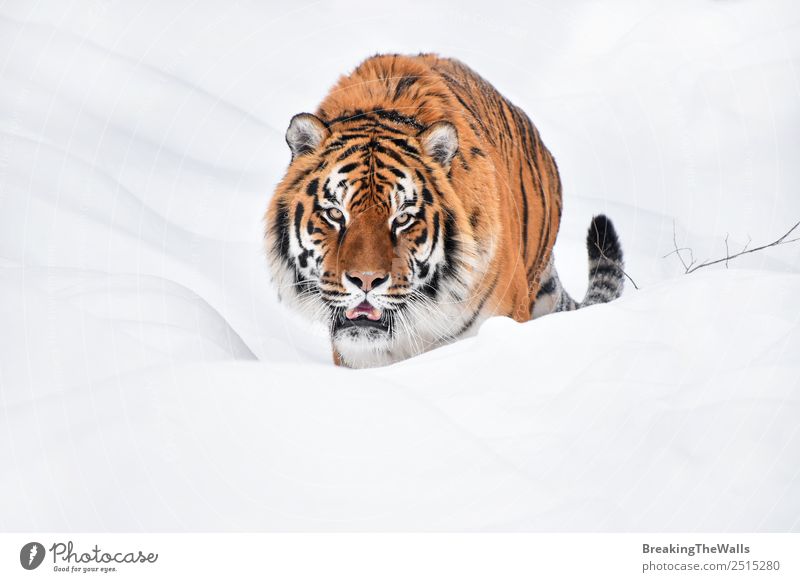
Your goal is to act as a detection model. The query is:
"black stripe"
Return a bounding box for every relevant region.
[587,279,619,293]
[293,202,306,250]
[519,114,549,265]
[519,167,529,261]
[373,142,413,166]
[389,137,421,157]
[442,211,460,280]
[450,90,491,143]
[536,276,556,298]
[375,109,424,130]
[393,75,417,99]
[326,109,366,126]
[273,200,292,265]
[413,227,428,247]
[336,144,365,161]
[338,133,370,141]
[306,178,319,197]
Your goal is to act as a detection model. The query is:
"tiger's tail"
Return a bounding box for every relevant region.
[532,215,625,318]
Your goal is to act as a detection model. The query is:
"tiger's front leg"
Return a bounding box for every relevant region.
[332,347,346,367]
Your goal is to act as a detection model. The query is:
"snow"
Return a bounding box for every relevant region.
[1,0,799,531]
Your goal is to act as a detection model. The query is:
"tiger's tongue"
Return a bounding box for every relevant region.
[346,301,382,321]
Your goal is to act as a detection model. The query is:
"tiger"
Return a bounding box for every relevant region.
[265,53,624,369]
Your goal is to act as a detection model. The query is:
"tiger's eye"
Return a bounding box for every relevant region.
[325,208,344,221]
[394,213,412,226]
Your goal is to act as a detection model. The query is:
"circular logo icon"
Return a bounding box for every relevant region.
[20,542,46,570]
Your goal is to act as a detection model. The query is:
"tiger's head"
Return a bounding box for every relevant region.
[265,111,487,367]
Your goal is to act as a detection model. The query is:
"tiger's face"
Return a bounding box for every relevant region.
[266,112,481,367]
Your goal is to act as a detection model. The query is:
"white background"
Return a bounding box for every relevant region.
[1,0,799,531]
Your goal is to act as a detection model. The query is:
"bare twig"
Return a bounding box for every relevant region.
[667,220,800,274]
[663,220,698,271]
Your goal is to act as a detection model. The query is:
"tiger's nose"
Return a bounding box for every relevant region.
[345,271,389,292]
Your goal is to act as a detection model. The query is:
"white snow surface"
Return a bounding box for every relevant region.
[1,0,799,531]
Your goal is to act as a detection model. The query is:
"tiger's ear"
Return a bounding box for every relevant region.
[286,113,329,159]
[418,121,458,169]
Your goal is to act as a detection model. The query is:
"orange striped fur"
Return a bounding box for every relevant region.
[265,54,572,368]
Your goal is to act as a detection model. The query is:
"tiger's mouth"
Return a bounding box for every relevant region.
[334,300,390,334]
[346,301,382,321]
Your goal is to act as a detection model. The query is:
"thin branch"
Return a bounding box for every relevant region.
[663,220,701,272]
[662,247,694,259]
[671,220,689,272]
[667,220,800,274]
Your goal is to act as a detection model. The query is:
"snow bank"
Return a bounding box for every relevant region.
[1,0,798,531]
[2,271,798,531]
